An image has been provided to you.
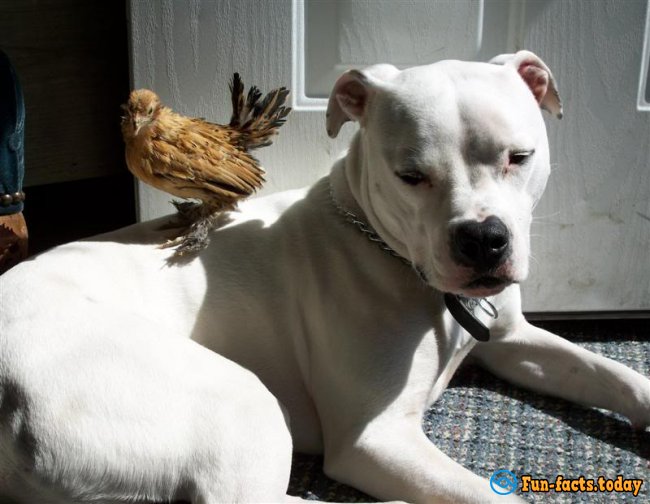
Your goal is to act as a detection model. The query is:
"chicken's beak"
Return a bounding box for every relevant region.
[133,115,146,135]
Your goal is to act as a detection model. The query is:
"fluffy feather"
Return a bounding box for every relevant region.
[121,75,291,255]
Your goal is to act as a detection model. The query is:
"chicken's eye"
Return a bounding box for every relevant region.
[148,106,154,115]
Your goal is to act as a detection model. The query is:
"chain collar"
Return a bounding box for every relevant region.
[328,182,413,269]
[327,179,498,341]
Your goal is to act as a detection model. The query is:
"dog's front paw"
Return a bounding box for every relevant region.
[624,376,650,431]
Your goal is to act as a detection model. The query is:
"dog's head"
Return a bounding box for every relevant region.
[327,51,562,297]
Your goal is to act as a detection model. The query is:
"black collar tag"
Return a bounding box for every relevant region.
[444,293,497,342]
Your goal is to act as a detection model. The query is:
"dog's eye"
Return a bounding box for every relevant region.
[396,170,428,186]
[509,150,534,165]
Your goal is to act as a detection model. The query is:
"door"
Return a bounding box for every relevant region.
[128,0,650,314]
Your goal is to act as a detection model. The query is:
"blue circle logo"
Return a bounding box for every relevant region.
[490,469,518,495]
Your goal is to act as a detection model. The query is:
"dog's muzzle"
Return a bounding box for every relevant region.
[451,216,511,272]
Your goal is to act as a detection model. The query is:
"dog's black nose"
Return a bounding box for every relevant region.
[452,216,511,270]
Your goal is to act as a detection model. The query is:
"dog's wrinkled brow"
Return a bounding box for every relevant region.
[381,143,421,167]
[463,131,504,166]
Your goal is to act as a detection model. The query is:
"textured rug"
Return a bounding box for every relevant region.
[288,319,650,503]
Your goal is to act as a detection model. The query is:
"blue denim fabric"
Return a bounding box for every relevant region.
[0,50,25,216]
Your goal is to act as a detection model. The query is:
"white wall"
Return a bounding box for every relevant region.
[128,0,650,313]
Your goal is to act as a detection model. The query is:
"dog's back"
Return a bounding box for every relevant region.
[0,189,309,503]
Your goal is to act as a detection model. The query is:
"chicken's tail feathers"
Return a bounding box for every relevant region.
[229,73,292,150]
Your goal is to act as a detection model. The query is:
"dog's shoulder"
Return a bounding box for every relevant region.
[235,186,312,227]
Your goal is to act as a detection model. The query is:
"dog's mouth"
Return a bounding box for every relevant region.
[462,275,513,297]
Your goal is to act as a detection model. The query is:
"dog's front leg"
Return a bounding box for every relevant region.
[471,321,650,429]
[324,419,525,504]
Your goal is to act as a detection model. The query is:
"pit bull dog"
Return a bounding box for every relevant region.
[0,51,648,504]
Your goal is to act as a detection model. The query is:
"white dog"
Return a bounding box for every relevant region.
[0,51,648,504]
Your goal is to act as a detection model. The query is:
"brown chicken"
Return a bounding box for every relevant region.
[121,74,291,255]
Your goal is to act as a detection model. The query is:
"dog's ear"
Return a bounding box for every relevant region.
[326,64,399,138]
[490,50,563,119]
